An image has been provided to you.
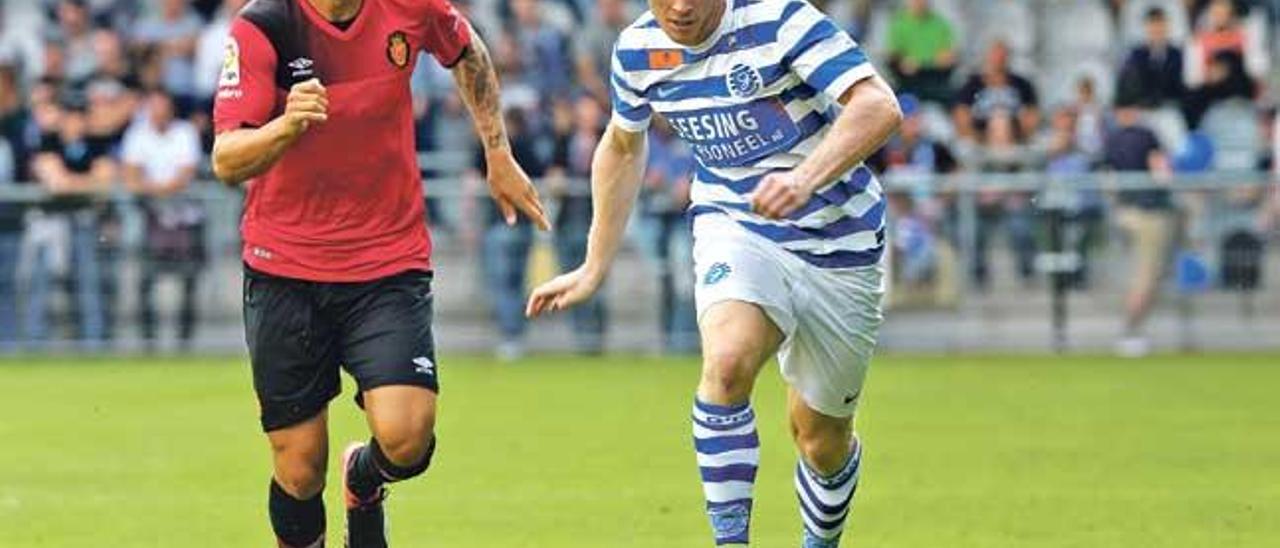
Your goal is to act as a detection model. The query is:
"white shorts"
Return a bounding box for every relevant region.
[692,214,885,418]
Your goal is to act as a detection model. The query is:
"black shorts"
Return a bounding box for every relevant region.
[243,266,439,432]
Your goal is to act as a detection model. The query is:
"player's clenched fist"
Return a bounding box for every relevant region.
[284,78,328,136]
[751,170,813,220]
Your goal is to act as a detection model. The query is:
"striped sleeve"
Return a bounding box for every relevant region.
[609,45,652,132]
[778,0,876,103]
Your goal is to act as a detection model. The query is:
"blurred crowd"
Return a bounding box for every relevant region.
[0,0,1278,356]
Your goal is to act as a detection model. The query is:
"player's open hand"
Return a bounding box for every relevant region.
[526,267,602,318]
[283,78,328,136]
[486,150,551,230]
[752,171,812,220]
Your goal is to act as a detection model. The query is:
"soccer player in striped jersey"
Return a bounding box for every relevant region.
[527,0,901,545]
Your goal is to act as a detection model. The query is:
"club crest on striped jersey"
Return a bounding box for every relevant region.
[726,63,762,98]
[387,31,410,68]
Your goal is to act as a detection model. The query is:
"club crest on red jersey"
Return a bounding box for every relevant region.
[387,31,410,68]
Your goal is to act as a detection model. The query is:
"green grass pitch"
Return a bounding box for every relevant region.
[0,353,1277,547]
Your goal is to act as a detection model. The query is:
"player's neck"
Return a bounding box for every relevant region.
[306,0,363,23]
[688,0,727,47]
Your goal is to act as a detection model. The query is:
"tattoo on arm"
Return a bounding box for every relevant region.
[451,25,508,153]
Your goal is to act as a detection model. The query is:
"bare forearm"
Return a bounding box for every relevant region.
[450,27,508,155]
[211,118,300,185]
[583,125,648,279]
[793,77,902,193]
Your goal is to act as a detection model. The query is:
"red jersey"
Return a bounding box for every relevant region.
[213,0,470,282]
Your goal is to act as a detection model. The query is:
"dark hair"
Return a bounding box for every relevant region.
[61,93,89,113]
[1144,7,1166,22]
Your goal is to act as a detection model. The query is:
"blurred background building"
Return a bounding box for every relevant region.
[0,0,1277,357]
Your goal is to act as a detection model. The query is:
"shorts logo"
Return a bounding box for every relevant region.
[413,356,436,376]
[704,262,732,286]
[387,31,410,69]
[219,39,240,87]
[726,63,762,98]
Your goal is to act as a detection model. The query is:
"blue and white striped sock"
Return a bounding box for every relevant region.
[796,439,863,548]
[692,398,760,546]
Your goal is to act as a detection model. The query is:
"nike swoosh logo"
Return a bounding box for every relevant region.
[655,85,684,99]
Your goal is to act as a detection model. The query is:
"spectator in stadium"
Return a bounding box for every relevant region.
[640,116,697,353]
[85,77,130,341]
[487,29,540,124]
[1106,93,1176,357]
[574,0,633,106]
[122,89,203,351]
[130,0,202,113]
[0,65,31,181]
[24,96,114,346]
[48,0,142,30]
[509,0,574,102]
[1071,77,1106,161]
[0,82,17,350]
[1041,106,1105,288]
[1185,0,1269,88]
[38,36,69,83]
[952,40,1041,143]
[1270,110,1280,232]
[194,0,248,148]
[0,5,43,83]
[871,95,955,281]
[963,110,1039,288]
[1183,49,1256,127]
[90,28,137,88]
[885,0,956,104]
[1117,7,1186,109]
[85,77,136,148]
[868,94,958,176]
[0,64,25,348]
[887,193,937,289]
[548,94,607,354]
[471,109,545,361]
[50,0,98,84]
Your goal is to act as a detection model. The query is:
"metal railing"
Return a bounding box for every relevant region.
[0,170,1276,354]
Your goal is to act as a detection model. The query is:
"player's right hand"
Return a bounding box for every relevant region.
[283,78,328,136]
[525,267,602,318]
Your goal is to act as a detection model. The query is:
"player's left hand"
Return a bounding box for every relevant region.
[751,171,812,220]
[485,150,551,230]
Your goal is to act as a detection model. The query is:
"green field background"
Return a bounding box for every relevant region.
[0,354,1277,547]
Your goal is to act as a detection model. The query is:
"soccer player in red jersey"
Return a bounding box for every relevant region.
[210,1,548,546]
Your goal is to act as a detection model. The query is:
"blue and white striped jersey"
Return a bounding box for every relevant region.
[610,0,885,269]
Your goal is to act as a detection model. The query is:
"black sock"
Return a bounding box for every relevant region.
[348,437,437,499]
[269,480,325,547]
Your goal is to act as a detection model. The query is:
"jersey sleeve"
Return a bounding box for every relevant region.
[609,44,652,132]
[213,18,278,134]
[778,0,878,103]
[419,0,472,68]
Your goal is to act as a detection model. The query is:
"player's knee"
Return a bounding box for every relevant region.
[699,349,758,403]
[371,432,437,483]
[273,459,326,499]
[377,424,436,469]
